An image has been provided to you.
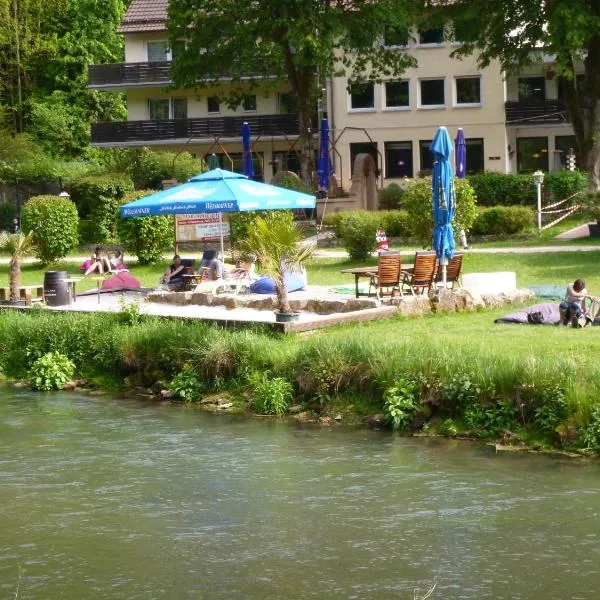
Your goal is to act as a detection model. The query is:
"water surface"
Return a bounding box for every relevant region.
[1,389,599,599]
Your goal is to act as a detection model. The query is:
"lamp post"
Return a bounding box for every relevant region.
[57,190,70,198]
[533,170,544,236]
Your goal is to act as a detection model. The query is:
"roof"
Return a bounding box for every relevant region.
[119,0,169,33]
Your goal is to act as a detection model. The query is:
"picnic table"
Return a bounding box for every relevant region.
[0,285,44,306]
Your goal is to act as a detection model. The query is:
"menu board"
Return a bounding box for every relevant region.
[175,213,230,242]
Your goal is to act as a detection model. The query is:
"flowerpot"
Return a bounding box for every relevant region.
[275,312,300,323]
[588,223,600,238]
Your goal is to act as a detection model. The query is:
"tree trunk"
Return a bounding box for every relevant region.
[9,257,20,302]
[584,33,600,190]
[276,279,292,314]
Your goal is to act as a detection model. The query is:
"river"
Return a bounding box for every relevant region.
[1,388,600,599]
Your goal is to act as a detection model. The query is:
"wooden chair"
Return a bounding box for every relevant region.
[435,253,463,289]
[367,252,402,299]
[402,251,437,295]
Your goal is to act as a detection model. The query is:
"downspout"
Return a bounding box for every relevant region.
[329,76,336,175]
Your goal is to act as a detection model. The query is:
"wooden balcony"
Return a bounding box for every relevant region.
[88,62,172,88]
[91,114,300,145]
[505,100,569,125]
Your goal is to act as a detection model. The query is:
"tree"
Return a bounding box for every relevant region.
[0,231,35,301]
[167,0,419,184]
[434,0,600,190]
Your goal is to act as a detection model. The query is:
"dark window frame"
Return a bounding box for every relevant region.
[385,141,413,178]
[419,79,445,107]
[384,80,410,109]
[418,28,445,45]
[455,77,481,105]
[516,136,549,173]
[349,83,375,111]
[517,77,546,102]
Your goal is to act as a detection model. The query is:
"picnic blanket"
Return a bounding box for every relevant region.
[528,284,565,300]
[330,283,370,295]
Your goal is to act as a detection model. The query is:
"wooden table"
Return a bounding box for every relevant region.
[0,285,44,306]
[340,265,414,298]
[91,276,106,304]
[61,277,82,305]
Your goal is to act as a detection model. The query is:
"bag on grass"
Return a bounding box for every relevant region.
[527,311,545,325]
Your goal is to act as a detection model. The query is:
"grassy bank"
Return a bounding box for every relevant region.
[1,309,600,454]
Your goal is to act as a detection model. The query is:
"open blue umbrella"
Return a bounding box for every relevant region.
[455,128,466,179]
[242,121,254,178]
[317,117,333,190]
[120,168,316,259]
[430,126,456,285]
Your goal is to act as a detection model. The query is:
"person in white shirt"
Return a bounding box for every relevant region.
[559,278,598,327]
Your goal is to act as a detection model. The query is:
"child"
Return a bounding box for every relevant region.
[559,279,598,327]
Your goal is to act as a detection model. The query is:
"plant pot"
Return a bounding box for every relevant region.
[275,312,300,323]
[0,299,27,307]
[588,223,600,238]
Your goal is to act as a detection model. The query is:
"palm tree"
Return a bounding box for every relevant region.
[0,231,35,301]
[241,216,316,315]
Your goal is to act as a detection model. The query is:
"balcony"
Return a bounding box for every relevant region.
[505,100,569,125]
[88,61,172,89]
[91,114,300,145]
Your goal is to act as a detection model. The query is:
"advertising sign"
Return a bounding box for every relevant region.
[175,213,230,242]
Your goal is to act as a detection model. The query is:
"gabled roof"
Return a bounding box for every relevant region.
[119,0,169,33]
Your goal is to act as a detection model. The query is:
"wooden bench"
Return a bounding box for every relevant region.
[0,285,44,306]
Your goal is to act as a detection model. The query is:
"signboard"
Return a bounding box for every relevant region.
[175,213,230,243]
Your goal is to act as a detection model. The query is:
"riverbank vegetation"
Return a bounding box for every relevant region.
[1,309,600,454]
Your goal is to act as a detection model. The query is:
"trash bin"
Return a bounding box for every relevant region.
[44,271,70,306]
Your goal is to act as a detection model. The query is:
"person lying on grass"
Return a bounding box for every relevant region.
[559,278,599,327]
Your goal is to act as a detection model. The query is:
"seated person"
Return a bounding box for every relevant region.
[231,254,257,281]
[80,254,97,274]
[559,278,598,327]
[198,249,224,281]
[84,246,111,275]
[108,249,127,272]
[250,267,307,294]
[161,255,186,288]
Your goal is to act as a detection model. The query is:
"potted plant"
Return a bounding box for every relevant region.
[0,231,36,305]
[241,215,316,322]
[581,192,600,237]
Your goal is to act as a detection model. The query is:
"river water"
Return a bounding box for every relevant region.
[1,389,600,599]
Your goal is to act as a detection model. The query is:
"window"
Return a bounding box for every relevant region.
[350,142,377,175]
[419,140,433,174]
[419,79,445,107]
[148,97,187,120]
[384,25,410,47]
[455,77,481,105]
[207,96,220,114]
[385,141,413,178]
[349,83,375,111]
[272,151,300,174]
[147,41,171,62]
[243,95,257,112]
[555,135,578,169]
[278,92,296,114]
[557,75,586,103]
[384,81,409,109]
[465,138,484,174]
[418,28,444,45]
[518,77,545,102]
[517,137,548,173]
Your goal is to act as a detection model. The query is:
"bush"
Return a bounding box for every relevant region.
[21,195,79,263]
[169,364,207,402]
[275,174,312,194]
[383,378,419,429]
[332,210,381,260]
[228,210,294,249]
[378,183,404,209]
[29,351,75,391]
[402,178,478,247]
[379,210,411,237]
[117,190,174,264]
[126,148,203,189]
[69,173,135,243]
[544,171,588,202]
[470,206,535,236]
[249,371,294,415]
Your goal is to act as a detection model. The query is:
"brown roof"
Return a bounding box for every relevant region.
[119,0,169,33]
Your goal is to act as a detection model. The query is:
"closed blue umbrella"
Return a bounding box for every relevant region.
[430,126,455,285]
[317,117,333,190]
[242,121,254,178]
[455,128,466,179]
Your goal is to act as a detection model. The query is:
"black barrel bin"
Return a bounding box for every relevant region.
[44,271,70,306]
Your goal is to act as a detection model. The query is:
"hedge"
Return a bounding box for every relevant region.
[470,206,536,236]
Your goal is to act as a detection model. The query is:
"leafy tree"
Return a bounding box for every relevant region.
[0,230,35,301]
[435,0,600,190]
[167,0,419,183]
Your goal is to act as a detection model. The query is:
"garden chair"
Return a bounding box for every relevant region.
[435,253,463,289]
[367,251,402,299]
[401,251,437,295]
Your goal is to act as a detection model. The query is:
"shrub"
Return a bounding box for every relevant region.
[333,210,381,260]
[545,171,587,202]
[378,183,404,209]
[169,364,207,402]
[470,206,535,236]
[68,173,135,243]
[21,195,79,263]
[249,371,294,415]
[117,190,174,264]
[383,377,419,430]
[402,177,478,247]
[126,148,203,189]
[275,175,312,194]
[29,351,75,391]
[228,210,294,249]
[379,210,411,237]
[580,405,600,451]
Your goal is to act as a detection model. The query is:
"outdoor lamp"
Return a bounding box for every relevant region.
[58,190,70,198]
[533,170,544,236]
[533,170,544,186]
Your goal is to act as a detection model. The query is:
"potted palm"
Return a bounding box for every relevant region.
[241,215,316,322]
[0,231,36,305]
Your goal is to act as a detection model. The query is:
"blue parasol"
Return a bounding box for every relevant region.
[430,126,455,285]
[317,117,333,190]
[455,128,466,179]
[242,121,254,178]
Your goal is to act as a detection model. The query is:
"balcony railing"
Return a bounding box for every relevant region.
[505,100,569,125]
[88,61,172,88]
[91,114,300,144]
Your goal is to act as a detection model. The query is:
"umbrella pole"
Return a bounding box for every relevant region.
[218,212,225,262]
[440,257,448,287]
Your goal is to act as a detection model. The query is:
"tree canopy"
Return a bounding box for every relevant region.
[167,0,421,183]
[435,0,600,189]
